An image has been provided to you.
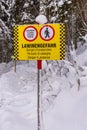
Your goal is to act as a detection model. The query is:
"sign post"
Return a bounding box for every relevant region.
[37,21,42,130]
[13,23,65,130]
[37,60,42,130]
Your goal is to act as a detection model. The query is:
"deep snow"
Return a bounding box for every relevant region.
[0,47,87,130]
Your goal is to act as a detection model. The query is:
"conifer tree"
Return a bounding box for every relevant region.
[13,0,40,24]
[0,0,11,62]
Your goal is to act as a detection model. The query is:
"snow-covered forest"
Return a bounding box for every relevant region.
[0,0,87,130]
[0,0,87,61]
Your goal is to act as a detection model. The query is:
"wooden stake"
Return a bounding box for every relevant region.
[14,60,16,72]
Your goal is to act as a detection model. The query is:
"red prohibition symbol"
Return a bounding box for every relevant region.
[40,25,55,41]
[23,26,38,42]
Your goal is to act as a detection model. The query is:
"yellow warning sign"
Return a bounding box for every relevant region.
[14,24,65,60]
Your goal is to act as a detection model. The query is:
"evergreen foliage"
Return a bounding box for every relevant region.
[13,0,40,24]
[0,0,87,63]
[0,0,11,62]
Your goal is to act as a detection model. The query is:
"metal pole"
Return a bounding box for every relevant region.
[37,60,42,130]
[37,68,41,130]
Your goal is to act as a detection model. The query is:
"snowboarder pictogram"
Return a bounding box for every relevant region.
[44,27,50,38]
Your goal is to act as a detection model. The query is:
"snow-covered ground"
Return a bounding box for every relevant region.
[0,64,37,130]
[44,88,87,130]
[0,47,87,130]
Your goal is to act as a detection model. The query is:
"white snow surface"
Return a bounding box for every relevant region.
[35,15,48,24]
[58,0,64,7]
[0,47,87,130]
[44,88,87,130]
